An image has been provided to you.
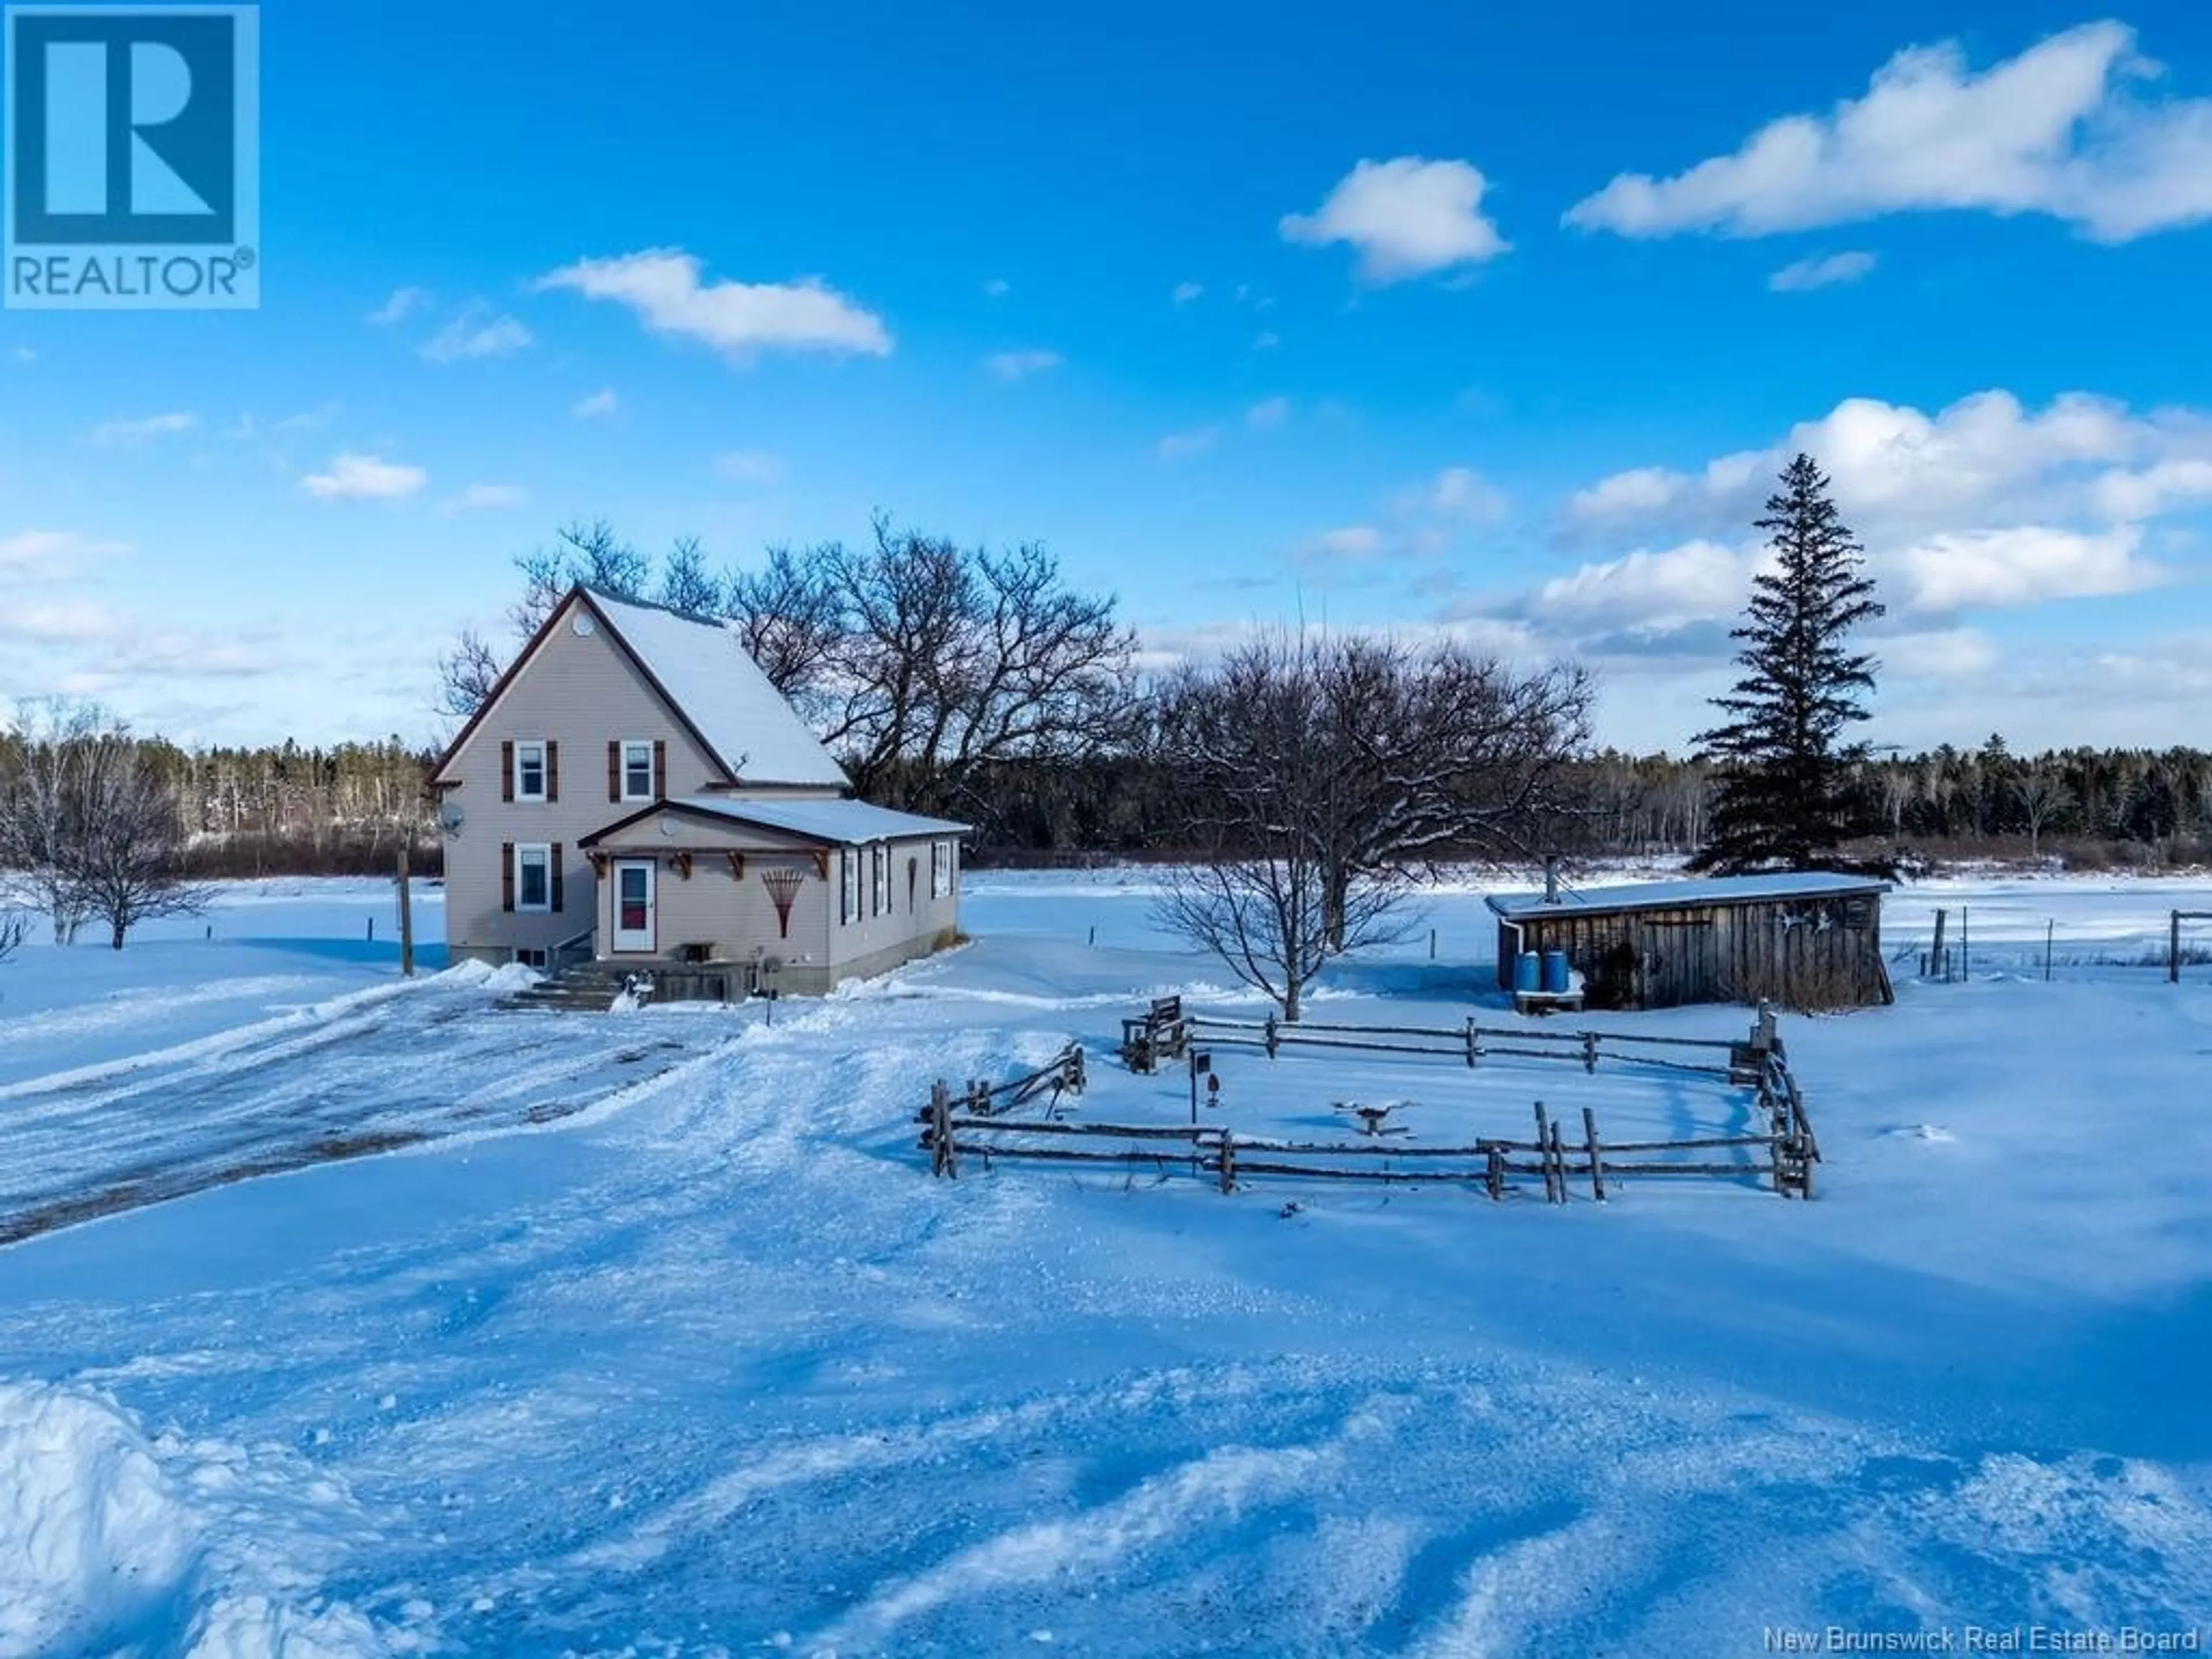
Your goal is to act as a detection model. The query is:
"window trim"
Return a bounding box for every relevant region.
[514,842,554,912]
[514,740,548,802]
[619,739,656,802]
[841,847,859,926]
[930,840,952,900]
[871,843,888,916]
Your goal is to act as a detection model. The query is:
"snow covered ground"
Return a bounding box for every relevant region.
[2,871,2210,1656]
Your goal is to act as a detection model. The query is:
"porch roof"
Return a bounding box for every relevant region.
[581,794,971,850]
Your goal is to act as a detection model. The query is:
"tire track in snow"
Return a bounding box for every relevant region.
[809,1395,1402,1654]
[0,983,735,1247]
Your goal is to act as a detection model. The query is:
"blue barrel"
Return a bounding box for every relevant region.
[1542,949,1571,994]
[1513,950,1541,993]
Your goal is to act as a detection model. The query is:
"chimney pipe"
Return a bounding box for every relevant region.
[1544,856,1559,904]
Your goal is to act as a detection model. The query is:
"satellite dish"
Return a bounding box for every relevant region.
[439,800,465,835]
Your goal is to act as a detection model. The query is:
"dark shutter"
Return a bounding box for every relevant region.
[551,842,565,912]
[653,739,666,798]
[501,741,514,802]
[501,842,516,912]
[546,742,560,802]
[607,741,620,802]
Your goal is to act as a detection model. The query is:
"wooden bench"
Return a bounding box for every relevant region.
[1119,994,1188,1073]
[1512,975,1586,1017]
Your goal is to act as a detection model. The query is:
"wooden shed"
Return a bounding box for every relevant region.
[1487,872,1894,1012]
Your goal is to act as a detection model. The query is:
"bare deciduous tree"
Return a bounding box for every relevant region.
[60,737,207,950]
[656,535,721,615]
[1154,634,1412,1018]
[1158,857,1407,1022]
[435,628,502,721]
[0,697,101,943]
[0,910,26,964]
[1162,631,1592,955]
[2014,764,2074,857]
[730,518,1140,813]
[726,543,845,697]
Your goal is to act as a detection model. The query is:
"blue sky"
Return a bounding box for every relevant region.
[5,0,2211,753]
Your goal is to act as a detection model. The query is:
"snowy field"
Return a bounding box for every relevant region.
[2,870,2211,1656]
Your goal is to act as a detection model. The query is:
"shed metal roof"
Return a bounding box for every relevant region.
[1486,870,1889,920]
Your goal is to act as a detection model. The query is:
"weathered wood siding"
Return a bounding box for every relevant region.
[1499,893,1888,1011]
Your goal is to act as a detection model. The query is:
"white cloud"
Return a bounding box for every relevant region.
[10,347,35,363]
[1419,465,1509,522]
[1895,525,2162,610]
[984,349,1063,381]
[1156,426,1221,461]
[368,286,430,326]
[1769,250,1878,291]
[1172,281,1204,304]
[714,449,786,484]
[1282,157,1511,281]
[1872,627,2001,679]
[441,483,529,514]
[93,412,196,444]
[420,313,534,363]
[1531,539,1765,633]
[0,529,128,581]
[300,453,427,502]
[1566,22,2212,242]
[1252,331,1281,351]
[1308,525,1384,560]
[1567,465,1687,524]
[0,597,122,645]
[537,249,893,359]
[571,388,619,419]
[982,278,1011,298]
[1245,396,1290,430]
[1563,389,2205,540]
[2089,458,2212,520]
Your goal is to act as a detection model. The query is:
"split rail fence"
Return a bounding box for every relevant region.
[918,1005,1820,1202]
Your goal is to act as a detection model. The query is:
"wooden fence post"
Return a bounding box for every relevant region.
[1264,1013,1279,1059]
[1533,1102,1555,1203]
[1582,1107,1606,1202]
[1464,1017,1479,1069]
[396,841,415,978]
[1581,1031,1599,1075]
[2174,911,2184,985]
[1549,1120,1569,1203]
[930,1081,956,1179]
[1217,1132,1236,1194]
[1484,1143,1505,1201]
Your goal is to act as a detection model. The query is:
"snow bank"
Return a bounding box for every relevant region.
[0,1381,407,1659]
[0,1380,192,1654]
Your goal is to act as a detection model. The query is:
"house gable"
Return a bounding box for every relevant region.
[429,590,733,789]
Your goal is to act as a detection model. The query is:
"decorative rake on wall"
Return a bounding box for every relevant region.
[760,865,808,939]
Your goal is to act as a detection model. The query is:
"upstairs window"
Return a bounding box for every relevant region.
[622,740,654,801]
[841,847,859,925]
[514,741,548,802]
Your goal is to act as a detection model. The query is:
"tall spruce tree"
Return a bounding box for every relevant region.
[1691,453,1889,875]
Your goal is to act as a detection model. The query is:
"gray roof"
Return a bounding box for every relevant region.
[672,794,970,845]
[590,591,850,789]
[1487,870,1889,920]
